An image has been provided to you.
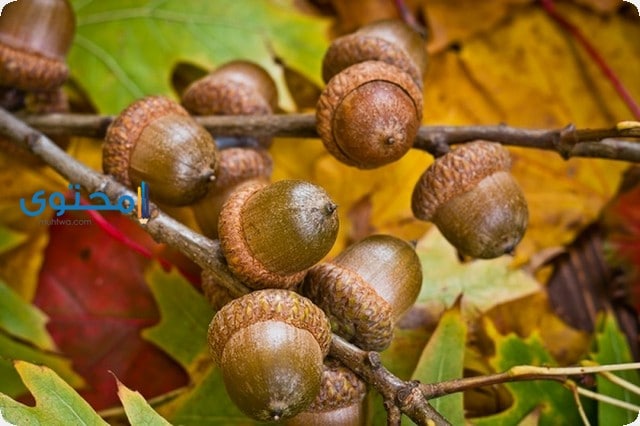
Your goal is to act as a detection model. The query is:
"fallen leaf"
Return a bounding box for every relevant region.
[470,320,583,425]
[415,227,540,321]
[68,0,331,112]
[0,361,107,426]
[33,211,188,410]
[407,307,466,425]
[116,378,172,426]
[0,280,55,351]
[590,314,640,425]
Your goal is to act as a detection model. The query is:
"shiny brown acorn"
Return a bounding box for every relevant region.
[316,60,422,169]
[218,179,339,289]
[303,234,422,351]
[208,289,332,422]
[411,140,529,259]
[103,96,219,206]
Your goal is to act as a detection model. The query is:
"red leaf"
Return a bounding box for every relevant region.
[33,211,188,410]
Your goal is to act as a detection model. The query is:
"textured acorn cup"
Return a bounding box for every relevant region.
[322,19,427,87]
[181,60,278,116]
[103,96,219,206]
[0,0,75,91]
[208,289,332,422]
[411,141,529,259]
[219,179,339,289]
[316,60,422,169]
[193,147,273,238]
[285,359,367,426]
[303,234,422,351]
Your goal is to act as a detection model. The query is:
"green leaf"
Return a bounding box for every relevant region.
[117,378,172,426]
[591,313,640,425]
[0,361,107,426]
[470,321,581,425]
[0,226,26,256]
[416,228,540,320]
[404,307,466,425]
[0,333,84,398]
[142,265,214,370]
[69,0,330,113]
[0,280,55,350]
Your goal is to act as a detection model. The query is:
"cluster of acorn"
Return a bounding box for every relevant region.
[101,61,424,422]
[0,1,530,422]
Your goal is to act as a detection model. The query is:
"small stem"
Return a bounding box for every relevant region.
[422,363,640,398]
[540,0,640,119]
[576,386,640,412]
[567,381,592,426]
[20,113,640,162]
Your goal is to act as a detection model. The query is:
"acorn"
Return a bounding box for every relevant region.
[208,289,332,422]
[103,96,219,206]
[411,141,529,259]
[181,60,278,148]
[192,147,273,238]
[218,179,339,289]
[322,19,427,87]
[285,359,367,426]
[303,234,422,351]
[0,0,75,91]
[316,60,422,169]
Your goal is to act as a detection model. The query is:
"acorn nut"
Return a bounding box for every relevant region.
[0,0,75,91]
[316,60,422,169]
[303,234,422,351]
[208,289,332,422]
[103,96,219,206]
[322,19,427,87]
[219,179,339,289]
[411,141,529,259]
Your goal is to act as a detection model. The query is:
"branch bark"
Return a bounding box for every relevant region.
[0,107,448,425]
[20,112,640,162]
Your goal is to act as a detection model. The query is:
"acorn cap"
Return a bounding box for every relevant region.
[103,96,191,188]
[213,147,272,191]
[303,262,394,351]
[316,60,423,169]
[0,0,75,91]
[322,19,427,86]
[181,60,278,115]
[208,289,332,367]
[307,359,367,412]
[412,141,512,221]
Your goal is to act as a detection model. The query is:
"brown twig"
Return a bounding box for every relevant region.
[0,107,448,425]
[20,112,640,162]
[330,336,451,425]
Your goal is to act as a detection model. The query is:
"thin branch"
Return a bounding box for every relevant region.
[567,382,592,426]
[330,336,451,426]
[20,112,640,162]
[421,363,640,398]
[0,107,448,425]
[576,386,640,412]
